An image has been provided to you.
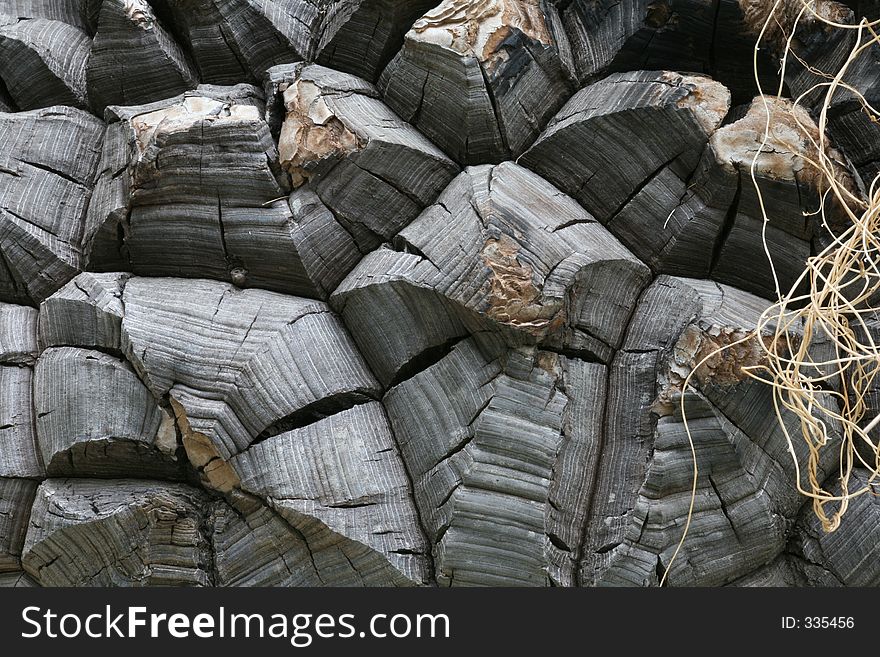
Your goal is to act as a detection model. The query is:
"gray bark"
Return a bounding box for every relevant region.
[0,17,91,110]
[316,0,441,83]
[87,0,198,113]
[0,0,875,589]
[0,105,104,305]
[271,62,459,252]
[379,0,575,164]
[22,479,213,586]
[159,0,323,84]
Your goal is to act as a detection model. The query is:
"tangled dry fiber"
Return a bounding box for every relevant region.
[667,0,880,583]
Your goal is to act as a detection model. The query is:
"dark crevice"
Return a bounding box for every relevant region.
[466,394,494,427]
[20,160,87,187]
[431,434,474,471]
[594,541,621,555]
[476,59,511,160]
[410,70,430,126]
[391,233,439,270]
[0,247,26,301]
[539,344,607,365]
[2,207,60,239]
[710,172,742,272]
[551,216,596,233]
[435,481,461,510]
[115,214,132,269]
[332,209,385,255]
[573,340,617,586]
[563,282,657,586]
[216,23,253,83]
[708,0,722,79]
[350,160,425,208]
[708,474,742,542]
[548,532,572,552]
[387,335,468,389]
[252,391,377,443]
[41,343,125,360]
[326,500,377,509]
[655,555,666,586]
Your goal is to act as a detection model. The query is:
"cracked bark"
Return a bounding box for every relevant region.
[0,0,875,588]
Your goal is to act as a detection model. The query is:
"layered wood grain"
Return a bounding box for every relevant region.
[0,0,876,589]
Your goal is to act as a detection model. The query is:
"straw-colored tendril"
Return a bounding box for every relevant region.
[661,0,880,585]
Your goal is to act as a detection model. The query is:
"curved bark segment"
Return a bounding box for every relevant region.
[787,469,880,586]
[1,0,90,32]
[703,96,855,298]
[271,63,459,252]
[0,478,37,572]
[739,0,880,196]
[379,0,574,164]
[85,85,350,294]
[33,347,183,478]
[609,94,842,292]
[384,338,605,586]
[0,303,38,365]
[520,71,730,232]
[118,277,380,460]
[210,492,327,586]
[0,366,42,479]
[580,276,842,586]
[231,402,429,585]
[331,249,471,388]
[554,1,778,105]
[0,106,104,305]
[0,17,91,110]
[38,272,128,352]
[87,0,198,112]
[0,307,41,480]
[22,479,213,586]
[162,0,323,84]
[333,162,650,375]
[316,0,441,83]
[522,72,854,300]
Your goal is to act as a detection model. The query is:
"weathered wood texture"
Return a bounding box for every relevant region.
[0,0,876,588]
[316,0,442,83]
[271,62,459,252]
[0,478,37,572]
[579,276,841,586]
[231,403,429,585]
[522,73,852,300]
[380,0,575,164]
[158,0,324,84]
[332,162,650,377]
[0,106,104,305]
[0,1,91,32]
[87,0,199,113]
[738,0,880,187]
[119,277,380,461]
[34,347,184,478]
[553,1,779,104]
[0,16,91,110]
[22,479,213,585]
[84,85,325,293]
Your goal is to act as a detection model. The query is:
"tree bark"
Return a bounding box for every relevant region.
[0,0,876,588]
